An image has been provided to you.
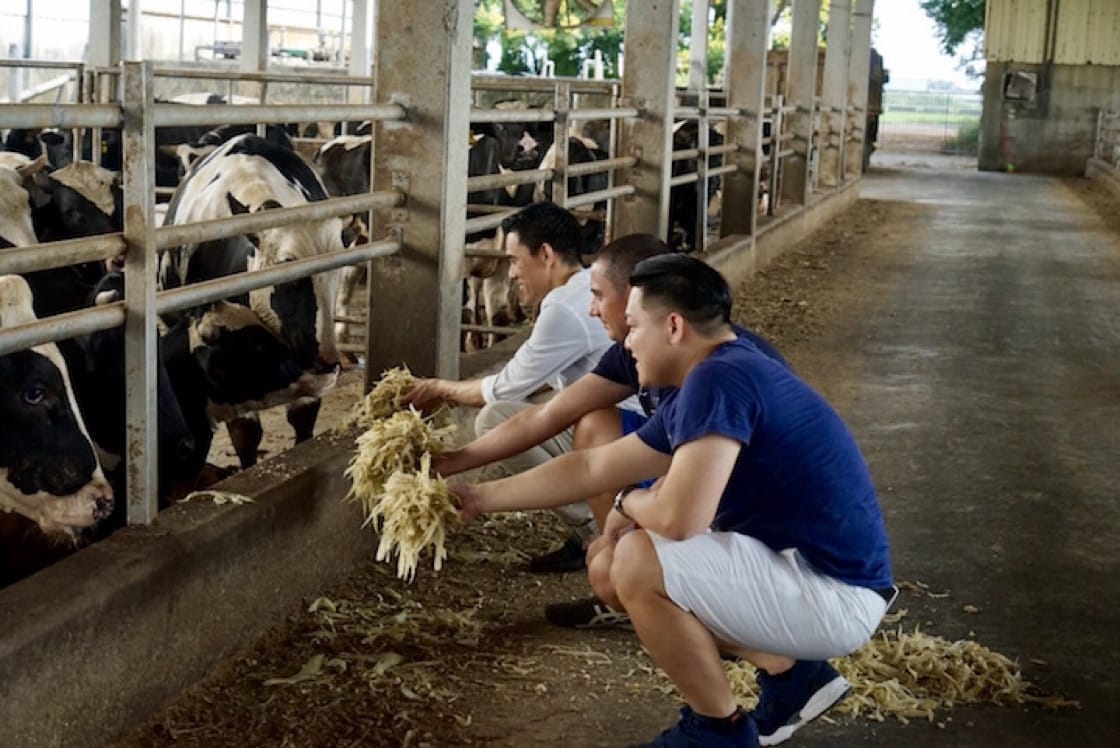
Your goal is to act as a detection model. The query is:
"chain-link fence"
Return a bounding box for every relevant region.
[878,89,982,156]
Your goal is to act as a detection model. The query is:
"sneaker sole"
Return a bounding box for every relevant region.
[758,675,852,746]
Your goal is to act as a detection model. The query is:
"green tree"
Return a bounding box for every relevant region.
[473,0,624,76]
[920,0,986,57]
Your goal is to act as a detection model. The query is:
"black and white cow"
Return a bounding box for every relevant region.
[0,274,114,539]
[160,133,347,467]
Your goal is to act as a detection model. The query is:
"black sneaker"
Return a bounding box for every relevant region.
[544,595,634,630]
[752,660,851,746]
[528,534,586,573]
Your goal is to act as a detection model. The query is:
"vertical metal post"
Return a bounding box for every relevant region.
[348,0,372,104]
[241,0,268,74]
[368,0,472,379]
[845,0,874,180]
[126,0,142,61]
[89,0,122,69]
[120,61,159,525]
[819,0,851,187]
[7,44,18,103]
[768,95,783,216]
[721,0,771,238]
[695,86,710,252]
[553,82,570,209]
[614,0,679,240]
[688,0,710,94]
[780,0,821,206]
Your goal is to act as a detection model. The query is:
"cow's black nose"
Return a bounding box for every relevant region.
[314,358,341,376]
[94,496,114,520]
[175,435,197,463]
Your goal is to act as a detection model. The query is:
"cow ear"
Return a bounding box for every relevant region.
[227,193,251,216]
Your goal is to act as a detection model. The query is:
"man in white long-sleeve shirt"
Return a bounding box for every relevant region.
[404,202,613,570]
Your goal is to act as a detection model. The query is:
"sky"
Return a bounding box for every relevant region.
[873,0,979,90]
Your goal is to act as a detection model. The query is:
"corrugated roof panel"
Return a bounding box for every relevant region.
[986,0,1048,63]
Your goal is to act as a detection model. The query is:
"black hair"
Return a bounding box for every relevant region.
[595,233,669,287]
[629,254,732,332]
[500,202,583,267]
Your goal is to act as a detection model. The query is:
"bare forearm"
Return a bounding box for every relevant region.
[441,405,557,476]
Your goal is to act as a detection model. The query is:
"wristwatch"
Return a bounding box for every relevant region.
[613,486,636,520]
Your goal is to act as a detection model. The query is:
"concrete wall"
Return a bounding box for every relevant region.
[979,60,1120,175]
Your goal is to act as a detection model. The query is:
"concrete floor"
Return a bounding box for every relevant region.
[792,156,1119,746]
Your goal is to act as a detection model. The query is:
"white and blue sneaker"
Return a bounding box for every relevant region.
[752,660,852,745]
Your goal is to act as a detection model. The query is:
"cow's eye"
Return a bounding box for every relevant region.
[23,385,47,405]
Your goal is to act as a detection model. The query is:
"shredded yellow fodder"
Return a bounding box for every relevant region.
[346,408,453,502]
[370,454,460,582]
[723,626,1080,724]
[345,394,459,582]
[341,366,419,430]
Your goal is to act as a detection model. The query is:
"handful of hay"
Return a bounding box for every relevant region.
[371,454,460,582]
[345,367,460,582]
[341,366,419,431]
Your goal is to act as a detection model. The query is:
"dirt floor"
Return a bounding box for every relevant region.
[110,160,1118,747]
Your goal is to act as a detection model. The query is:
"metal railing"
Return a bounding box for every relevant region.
[0,60,405,527]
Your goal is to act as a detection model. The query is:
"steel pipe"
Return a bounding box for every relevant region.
[0,302,125,357]
[0,234,124,275]
[564,184,634,210]
[466,167,553,192]
[155,191,403,250]
[0,103,120,128]
[152,102,405,128]
[567,155,636,176]
[464,211,515,236]
[157,238,400,315]
[669,172,700,187]
[567,106,640,122]
[470,107,555,124]
[471,74,616,95]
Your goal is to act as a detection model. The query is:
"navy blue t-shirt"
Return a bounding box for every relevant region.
[635,337,892,589]
[592,325,787,416]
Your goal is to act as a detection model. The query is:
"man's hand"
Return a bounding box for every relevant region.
[401,378,448,411]
[602,502,636,543]
[451,483,486,524]
[433,449,466,478]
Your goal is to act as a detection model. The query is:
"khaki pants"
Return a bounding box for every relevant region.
[474,400,597,542]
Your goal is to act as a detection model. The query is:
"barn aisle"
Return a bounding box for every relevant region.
[789,157,1120,746]
[113,161,1120,747]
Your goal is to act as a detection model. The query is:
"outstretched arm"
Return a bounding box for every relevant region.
[437,373,633,476]
[402,377,485,410]
[455,432,670,520]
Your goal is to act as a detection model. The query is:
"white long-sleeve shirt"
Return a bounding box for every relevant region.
[480,268,613,404]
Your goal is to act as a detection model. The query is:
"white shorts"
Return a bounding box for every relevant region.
[649,531,889,660]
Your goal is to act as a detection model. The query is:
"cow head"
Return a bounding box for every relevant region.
[26,161,122,243]
[186,300,338,420]
[226,193,344,376]
[0,275,113,538]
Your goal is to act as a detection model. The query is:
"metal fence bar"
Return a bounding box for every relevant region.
[567,106,640,121]
[563,184,635,210]
[471,74,616,95]
[469,107,556,124]
[152,102,405,127]
[156,238,401,316]
[0,303,126,357]
[0,103,120,128]
[566,155,636,176]
[464,210,517,236]
[466,166,554,192]
[0,234,124,275]
[155,191,402,250]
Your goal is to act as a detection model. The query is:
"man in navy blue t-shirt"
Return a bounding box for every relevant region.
[454,255,894,747]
